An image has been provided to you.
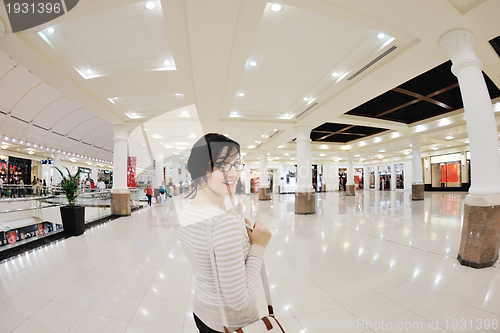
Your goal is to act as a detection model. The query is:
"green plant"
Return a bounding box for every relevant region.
[55,166,82,208]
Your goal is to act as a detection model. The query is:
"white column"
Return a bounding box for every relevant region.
[295,126,313,191]
[440,29,500,196]
[374,166,380,190]
[92,160,98,182]
[364,166,370,190]
[410,138,423,184]
[346,154,354,186]
[53,153,61,184]
[171,160,179,188]
[111,125,130,192]
[244,164,250,194]
[391,163,396,191]
[259,151,268,190]
[154,155,164,189]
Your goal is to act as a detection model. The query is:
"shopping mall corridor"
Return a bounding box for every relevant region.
[0,191,499,333]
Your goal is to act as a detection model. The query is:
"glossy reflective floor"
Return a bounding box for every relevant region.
[1,191,500,333]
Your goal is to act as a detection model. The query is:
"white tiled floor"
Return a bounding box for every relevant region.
[1,191,500,332]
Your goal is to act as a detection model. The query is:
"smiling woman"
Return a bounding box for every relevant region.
[178,133,273,332]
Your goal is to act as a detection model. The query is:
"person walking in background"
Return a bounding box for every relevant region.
[158,181,167,205]
[19,179,25,197]
[144,182,153,206]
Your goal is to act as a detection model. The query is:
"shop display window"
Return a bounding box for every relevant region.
[396,164,404,189]
[432,161,461,187]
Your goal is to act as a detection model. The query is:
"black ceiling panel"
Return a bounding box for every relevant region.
[490,34,500,59]
[311,123,388,143]
[313,123,351,133]
[347,90,415,118]
[399,61,457,96]
[344,60,500,125]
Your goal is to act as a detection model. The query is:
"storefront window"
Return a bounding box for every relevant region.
[431,153,462,188]
[396,164,404,189]
[432,162,461,188]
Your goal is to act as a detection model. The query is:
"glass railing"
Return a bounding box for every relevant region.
[0,187,146,253]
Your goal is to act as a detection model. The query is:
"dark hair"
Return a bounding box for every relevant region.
[186,133,240,199]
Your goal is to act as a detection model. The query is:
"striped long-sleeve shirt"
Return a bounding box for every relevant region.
[178,202,265,332]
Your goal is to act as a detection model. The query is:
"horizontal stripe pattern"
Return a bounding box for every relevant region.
[178,202,264,331]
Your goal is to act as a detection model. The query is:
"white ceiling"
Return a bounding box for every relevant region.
[0,0,499,168]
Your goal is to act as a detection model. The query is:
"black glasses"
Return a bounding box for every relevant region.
[215,162,245,172]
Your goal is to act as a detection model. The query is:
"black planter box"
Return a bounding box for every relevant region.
[60,206,85,236]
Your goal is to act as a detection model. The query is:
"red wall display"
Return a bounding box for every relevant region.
[37,224,45,236]
[7,231,16,244]
[253,177,260,193]
[127,157,137,188]
[441,163,459,183]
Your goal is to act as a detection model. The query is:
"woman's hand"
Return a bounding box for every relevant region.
[245,219,272,248]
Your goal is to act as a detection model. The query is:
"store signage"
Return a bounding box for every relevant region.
[7,231,16,244]
[127,156,137,188]
[40,160,54,164]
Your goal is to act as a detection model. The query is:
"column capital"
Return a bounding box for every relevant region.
[294,126,313,141]
[113,124,131,141]
[409,138,421,148]
[440,29,482,75]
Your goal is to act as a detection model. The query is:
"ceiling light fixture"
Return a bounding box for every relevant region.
[145,2,156,9]
[445,135,454,140]
[379,149,386,153]
[12,138,15,143]
[238,93,245,97]
[377,33,386,39]
[86,69,93,74]
[270,4,282,11]
[303,97,309,101]
[4,136,7,140]
[331,71,338,77]
[249,61,258,66]
[163,60,171,65]
[47,27,55,34]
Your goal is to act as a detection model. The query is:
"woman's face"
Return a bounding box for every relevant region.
[205,148,241,196]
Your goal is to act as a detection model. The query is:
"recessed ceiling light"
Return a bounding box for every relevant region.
[445,135,454,140]
[12,138,15,143]
[47,27,55,34]
[303,97,309,101]
[163,60,171,65]
[28,151,34,155]
[145,2,156,9]
[379,149,386,153]
[86,69,93,74]
[249,61,258,66]
[238,93,245,97]
[377,33,385,39]
[4,136,7,140]
[175,93,181,96]
[270,4,282,11]
[331,72,338,77]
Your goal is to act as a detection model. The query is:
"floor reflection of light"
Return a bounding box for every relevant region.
[412,269,420,279]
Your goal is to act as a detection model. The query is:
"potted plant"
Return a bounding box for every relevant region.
[55,166,85,236]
